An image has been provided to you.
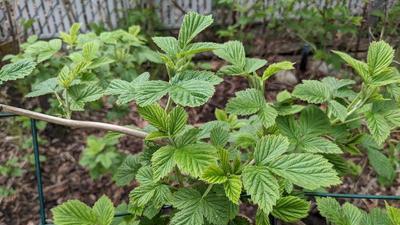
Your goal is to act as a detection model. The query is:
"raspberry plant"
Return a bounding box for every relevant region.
[79,133,125,179]
[316,197,400,225]
[1,12,399,225]
[2,23,159,118]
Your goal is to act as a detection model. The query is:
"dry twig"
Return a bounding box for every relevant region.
[0,104,148,138]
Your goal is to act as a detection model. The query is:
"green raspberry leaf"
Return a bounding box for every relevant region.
[292,80,331,104]
[226,89,265,115]
[242,165,280,214]
[174,143,218,178]
[170,187,232,225]
[105,72,150,105]
[367,40,394,76]
[386,203,400,225]
[366,148,395,183]
[168,107,188,135]
[299,136,342,154]
[67,84,104,111]
[328,100,348,122]
[257,104,278,128]
[365,111,390,145]
[52,200,97,225]
[181,42,221,56]
[201,164,227,184]
[214,41,246,69]
[171,70,223,85]
[262,61,294,81]
[169,79,215,107]
[178,12,213,48]
[26,78,59,98]
[254,135,289,165]
[210,127,229,147]
[152,36,180,56]
[224,175,242,204]
[135,80,171,106]
[271,196,310,223]
[92,195,115,225]
[152,145,177,181]
[316,197,344,225]
[138,104,169,132]
[0,60,37,85]
[244,58,267,74]
[268,153,341,189]
[333,50,370,82]
[113,155,142,186]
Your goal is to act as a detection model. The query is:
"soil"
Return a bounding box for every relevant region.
[0,62,399,225]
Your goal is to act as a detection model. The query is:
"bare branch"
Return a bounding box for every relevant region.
[171,0,186,14]
[0,104,148,138]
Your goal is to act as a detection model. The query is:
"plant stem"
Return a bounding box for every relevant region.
[339,116,364,125]
[165,96,173,112]
[331,90,364,124]
[245,159,256,167]
[332,84,377,125]
[54,91,66,109]
[175,166,184,187]
[64,91,71,119]
[248,75,264,93]
[202,184,214,198]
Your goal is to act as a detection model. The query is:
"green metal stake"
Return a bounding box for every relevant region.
[0,112,17,118]
[31,119,46,225]
[304,192,400,200]
[114,212,133,217]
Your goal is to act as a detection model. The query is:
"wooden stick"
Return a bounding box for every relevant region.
[0,104,148,138]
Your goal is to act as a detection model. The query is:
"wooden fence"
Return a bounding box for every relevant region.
[0,0,396,43]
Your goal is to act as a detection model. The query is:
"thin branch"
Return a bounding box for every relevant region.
[171,0,186,14]
[0,104,148,138]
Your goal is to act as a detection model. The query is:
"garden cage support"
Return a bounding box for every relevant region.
[0,112,399,225]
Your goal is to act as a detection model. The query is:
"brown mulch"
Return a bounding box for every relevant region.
[0,68,399,225]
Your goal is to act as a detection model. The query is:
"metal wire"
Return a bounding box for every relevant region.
[304,192,400,200]
[114,212,133,217]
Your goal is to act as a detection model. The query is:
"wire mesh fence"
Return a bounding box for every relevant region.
[0,0,397,43]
